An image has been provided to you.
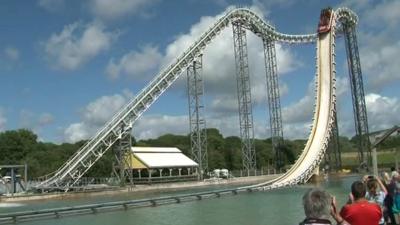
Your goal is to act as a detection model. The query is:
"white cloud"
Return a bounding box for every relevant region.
[44,21,117,70]
[341,0,371,10]
[133,115,189,140]
[38,0,65,12]
[19,110,35,129]
[106,45,163,79]
[19,110,55,129]
[0,108,6,131]
[283,122,312,140]
[89,0,159,20]
[252,0,297,15]
[280,75,351,139]
[81,93,130,126]
[156,6,299,114]
[133,114,271,140]
[365,93,400,132]
[63,92,270,142]
[4,47,19,61]
[332,1,400,136]
[361,39,400,91]
[59,2,399,143]
[282,81,314,124]
[39,113,54,126]
[363,1,400,29]
[213,0,229,6]
[102,5,302,141]
[203,31,297,110]
[64,123,90,143]
[335,76,350,99]
[339,1,400,91]
[63,90,133,142]
[334,93,400,137]
[209,95,238,115]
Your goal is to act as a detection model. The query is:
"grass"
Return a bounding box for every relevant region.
[340,150,399,167]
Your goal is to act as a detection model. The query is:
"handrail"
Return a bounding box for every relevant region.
[0,187,251,224]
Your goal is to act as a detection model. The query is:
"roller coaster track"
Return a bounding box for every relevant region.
[242,19,337,190]
[36,7,359,191]
[242,8,360,190]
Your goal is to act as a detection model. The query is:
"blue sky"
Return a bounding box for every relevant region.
[0,0,399,143]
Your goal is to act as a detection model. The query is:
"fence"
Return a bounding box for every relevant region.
[228,168,282,178]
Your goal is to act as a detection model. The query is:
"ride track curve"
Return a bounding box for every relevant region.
[36,7,359,191]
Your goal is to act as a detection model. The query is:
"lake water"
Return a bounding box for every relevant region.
[0,175,360,225]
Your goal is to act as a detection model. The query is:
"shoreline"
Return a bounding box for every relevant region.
[0,174,280,203]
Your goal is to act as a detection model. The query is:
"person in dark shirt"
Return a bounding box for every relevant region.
[392,171,400,224]
[385,170,398,225]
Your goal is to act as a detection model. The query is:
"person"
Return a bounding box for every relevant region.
[300,188,348,225]
[383,172,391,185]
[392,172,400,224]
[391,167,397,175]
[365,176,387,225]
[383,171,396,225]
[339,181,382,225]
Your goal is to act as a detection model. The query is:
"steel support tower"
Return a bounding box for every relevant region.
[325,111,342,171]
[232,21,256,171]
[187,55,208,179]
[112,127,133,186]
[342,24,371,167]
[263,39,284,169]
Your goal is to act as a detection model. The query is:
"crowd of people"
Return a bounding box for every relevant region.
[300,167,400,225]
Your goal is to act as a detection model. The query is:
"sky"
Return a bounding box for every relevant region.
[0,0,399,143]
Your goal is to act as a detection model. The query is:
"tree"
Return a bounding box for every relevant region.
[206,129,226,169]
[0,129,38,165]
[254,139,273,169]
[1,127,334,180]
[278,142,296,165]
[223,136,242,170]
[338,136,356,152]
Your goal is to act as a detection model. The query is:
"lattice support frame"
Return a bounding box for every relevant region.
[325,111,342,171]
[263,39,284,169]
[112,127,133,187]
[232,21,256,171]
[187,55,208,179]
[342,24,371,167]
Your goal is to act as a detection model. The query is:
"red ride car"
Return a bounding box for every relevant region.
[318,7,333,34]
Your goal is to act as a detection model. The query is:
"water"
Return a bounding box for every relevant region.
[1,175,360,225]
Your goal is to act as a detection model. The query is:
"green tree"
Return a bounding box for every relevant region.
[278,142,296,165]
[0,129,38,164]
[338,136,356,152]
[223,136,242,170]
[206,129,226,169]
[254,139,273,169]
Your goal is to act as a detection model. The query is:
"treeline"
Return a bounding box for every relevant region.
[136,128,305,171]
[1,128,398,179]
